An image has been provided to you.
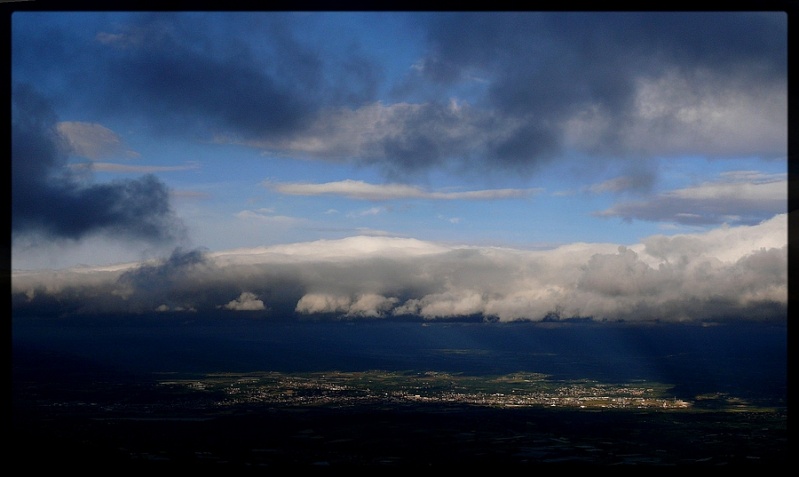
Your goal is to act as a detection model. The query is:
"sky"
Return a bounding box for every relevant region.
[9,10,789,322]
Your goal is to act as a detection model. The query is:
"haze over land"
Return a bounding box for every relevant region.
[10,11,787,323]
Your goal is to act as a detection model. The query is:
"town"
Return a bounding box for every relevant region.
[158,370,694,411]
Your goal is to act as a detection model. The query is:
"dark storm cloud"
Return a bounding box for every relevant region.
[12,13,382,142]
[11,84,186,243]
[96,17,312,140]
[109,51,306,140]
[359,101,494,176]
[404,11,786,166]
[10,12,785,183]
[111,248,238,312]
[416,12,785,103]
[253,11,784,180]
[117,247,209,292]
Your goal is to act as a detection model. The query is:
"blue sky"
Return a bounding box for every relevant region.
[10,11,788,322]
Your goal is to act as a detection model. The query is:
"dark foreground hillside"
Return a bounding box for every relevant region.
[11,399,789,469]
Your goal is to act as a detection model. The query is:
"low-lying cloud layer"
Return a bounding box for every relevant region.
[12,214,787,323]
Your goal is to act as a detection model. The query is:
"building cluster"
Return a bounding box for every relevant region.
[208,375,692,410]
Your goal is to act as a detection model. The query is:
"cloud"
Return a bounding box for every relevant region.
[109,247,241,313]
[11,84,187,244]
[56,121,139,160]
[265,179,541,201]
[171,189,211,200]
[295,293,398,318]
[587,174,657,195]
[596,171,787,226]
[347,207,386,218]
[242,100,503,178]
[394,289,485,319]
[15,13,381,143]
[14,13,783,186]
[12,214,787,323]
[92,15,321,141]
[212,236,451,263]
[222,292,266,311]
[257,12,783,184]
[409,12,786,163]
[234,209,306,225]
[72,162,200,174]
[116,247,210,293]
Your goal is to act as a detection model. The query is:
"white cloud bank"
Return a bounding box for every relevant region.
[12,214,787,323]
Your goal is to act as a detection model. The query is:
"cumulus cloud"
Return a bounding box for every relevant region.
[12,214,787,323]
[295,293,398,318]
[222,292,266,311]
